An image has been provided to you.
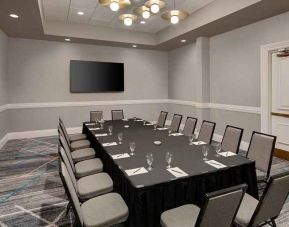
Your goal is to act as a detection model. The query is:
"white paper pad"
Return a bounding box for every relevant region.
[145,123,154,126]
[90,128,101,131]
[85,123,96,126]
[167,167,188,178]
[170,133,184,136]
[157,128,168,131]
[124,125,130,128]
[125,167,148,176]
[192,141,206,145]
[136,119,144,122]
[94,133,108,137]
[122,119,129,121]
[111,153,130,160]
[102,142,118,147]
[219,151,237,157]
[205,160,227,169]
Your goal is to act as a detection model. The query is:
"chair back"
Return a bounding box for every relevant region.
[170,114,183,132]
[111,110,124,120]
[196,184,247,227]
[182,117,197,137]
[59,120,71,144]
[59,135,75,172]
[60,161,84,226]
[250,172,289,226]
[90,111,103,122]
[247,132,276,176]
[221,125,243,154]
[59,147,79,193]
[198,120,216,144]
[157,111,168,127]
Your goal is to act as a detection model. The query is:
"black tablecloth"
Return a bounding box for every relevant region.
[83,119,258,227]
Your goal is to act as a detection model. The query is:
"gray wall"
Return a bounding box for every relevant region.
[0,29,8,139]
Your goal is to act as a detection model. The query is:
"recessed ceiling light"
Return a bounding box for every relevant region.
[181,39,186,43]
[9,14,19,19]
[77,11,84,15]
[132,45,137,48]
[65,38,71,42]
[140,20,146,24]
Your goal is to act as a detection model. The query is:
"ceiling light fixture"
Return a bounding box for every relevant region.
[135,6,150,19]
[65,38,71,42]
[99,0,131,12]
[9,14,19,19]
[119,14,137,26]
[77,11,84,15]
[145,0,165,14]
[162,0,188,25]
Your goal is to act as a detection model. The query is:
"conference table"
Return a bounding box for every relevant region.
[83,119,258,227]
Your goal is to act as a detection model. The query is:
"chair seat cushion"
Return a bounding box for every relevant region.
[235,193,259,227]
[69,133,87,142]
[77,173,113,201]
[75,158,103,178]
[71,140,90,151]
[256,169,267,182]
[71,148,95,163]
[161,204,200,227]
[82,193,129,227]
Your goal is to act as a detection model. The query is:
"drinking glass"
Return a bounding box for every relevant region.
[100,121,104,130]
[188,134,196,145]
[134,117,137,121]
[108,125,113,135]
[168,128,172,136]
[129,142,136,156]
[117,132,123,144]
[154,124,158,130]
[165,152,173,169]
[202,146,209,161]
[146,153,154,171]
[215,143,222,157]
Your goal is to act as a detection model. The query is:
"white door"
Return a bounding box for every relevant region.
[271,52,289,151]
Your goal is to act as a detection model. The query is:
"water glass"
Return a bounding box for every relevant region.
[108,125,113,135]
[134,117,137,121]
[129,142,136,156]
[168,128,172,136]
[202,145,209,161]
[146,153,154,171]
[117,132,123,144]
[189,134,196,145]
[100,121,104,130]
[165,152,173,169]
[215,143,222,157]
[154,124,158,130]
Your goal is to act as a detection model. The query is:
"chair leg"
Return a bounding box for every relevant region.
[65,201,71,216]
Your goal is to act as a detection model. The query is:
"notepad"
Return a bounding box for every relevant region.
[145,123,154,126]
[125,167,148,176]
[170,133,184,136]
[122,119,129,121]
[219,151,237,157]
[94,133,108,137]
[192,141,206,145]
[85,123,96,126]
[167,167,188,178]
[102,142,118,147]
[205,160,227,169]
[124,125,130,128]
[157,128,168,131]
[90,128,101,131]
[111,153,130,160]
[136,119,144,122]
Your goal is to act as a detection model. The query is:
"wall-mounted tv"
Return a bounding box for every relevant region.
[70,60,124,93]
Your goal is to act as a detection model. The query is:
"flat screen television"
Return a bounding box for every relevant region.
[70,60,124,93]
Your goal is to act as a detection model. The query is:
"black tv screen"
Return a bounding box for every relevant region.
[70,60,124,93]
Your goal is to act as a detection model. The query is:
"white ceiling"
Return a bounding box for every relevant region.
[41,0,216,33]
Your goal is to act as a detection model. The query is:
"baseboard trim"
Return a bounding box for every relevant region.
[274,148,289,161]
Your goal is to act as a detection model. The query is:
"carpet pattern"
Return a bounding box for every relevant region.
[0,136,288,226]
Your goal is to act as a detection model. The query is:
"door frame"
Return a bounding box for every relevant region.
[260,40,289,134]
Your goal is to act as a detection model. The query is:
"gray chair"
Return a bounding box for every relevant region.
[182,117,198,137]
[90,111,103,122]
[60,161,129,227]
[60,147,113,201]
[59,122,91,151]
[59,129,95,163]
[157,111,168,127]
[59,118,87,142]
[198,120,216,144]
[235,172,289,227]
[59,136,103,178]
[111,110,124,120]
[221,125,244,154]
[161,184,247,227]
[246,132,276,183]
[169,114,183,132]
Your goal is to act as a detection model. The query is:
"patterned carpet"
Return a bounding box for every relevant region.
[0,136,289,227]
